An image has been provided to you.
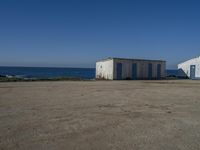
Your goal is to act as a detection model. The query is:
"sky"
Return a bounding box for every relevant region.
[0,0,200,69]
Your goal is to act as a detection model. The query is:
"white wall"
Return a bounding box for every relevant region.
[96,59,114,80]
[178,56,200,78]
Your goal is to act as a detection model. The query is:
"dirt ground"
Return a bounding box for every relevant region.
[0,80,200,150]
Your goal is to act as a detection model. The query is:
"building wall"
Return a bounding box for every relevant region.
[96,59,114,80]
[96,58,166,80]
[113,59,166,80]
[178,57,200,78]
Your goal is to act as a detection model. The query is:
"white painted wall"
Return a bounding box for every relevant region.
[96,59,114,80]
[178,56,200,78]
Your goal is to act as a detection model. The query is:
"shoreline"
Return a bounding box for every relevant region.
[0,76,93,82]
[0,76,188,82]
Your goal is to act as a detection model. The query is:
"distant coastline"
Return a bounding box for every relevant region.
[0,76,89,82]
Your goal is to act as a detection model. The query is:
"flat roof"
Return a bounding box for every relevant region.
[97,57,166,62]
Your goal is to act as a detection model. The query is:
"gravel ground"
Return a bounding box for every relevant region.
[0,80,200,150]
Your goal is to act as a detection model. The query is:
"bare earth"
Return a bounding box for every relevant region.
[0,80,200,150]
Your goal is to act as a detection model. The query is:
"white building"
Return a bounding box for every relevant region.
[178,56,200,79]
[96,58,166,80]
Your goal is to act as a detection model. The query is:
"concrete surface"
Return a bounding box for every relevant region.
[0,80,200,150]
[96,59,114,80]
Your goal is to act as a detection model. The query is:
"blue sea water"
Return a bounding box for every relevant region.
[0,66,178,79]
[0,66,96,79]
[166,69,179,76]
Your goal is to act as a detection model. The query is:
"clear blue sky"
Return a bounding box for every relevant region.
[0,0,200,68]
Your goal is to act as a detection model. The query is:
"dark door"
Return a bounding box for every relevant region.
[190,65,196,79]
[157,64,161,79]
[148,63,152,79]
[132,63,137,80]
[117,63,122,80]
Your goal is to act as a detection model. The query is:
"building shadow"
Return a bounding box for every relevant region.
[178,69,188,79]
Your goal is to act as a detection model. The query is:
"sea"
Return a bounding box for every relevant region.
[0,66,96,79]
[0,66,178,79]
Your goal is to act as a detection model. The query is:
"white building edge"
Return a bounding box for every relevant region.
[178,56,200,79]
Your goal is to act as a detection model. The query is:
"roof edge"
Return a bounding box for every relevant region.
[178,56,200,65]
[96,57,166,62]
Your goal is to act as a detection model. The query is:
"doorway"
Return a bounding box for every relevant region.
[116,63,122,80]
[190,65,196,79]
[132,63,137,80]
